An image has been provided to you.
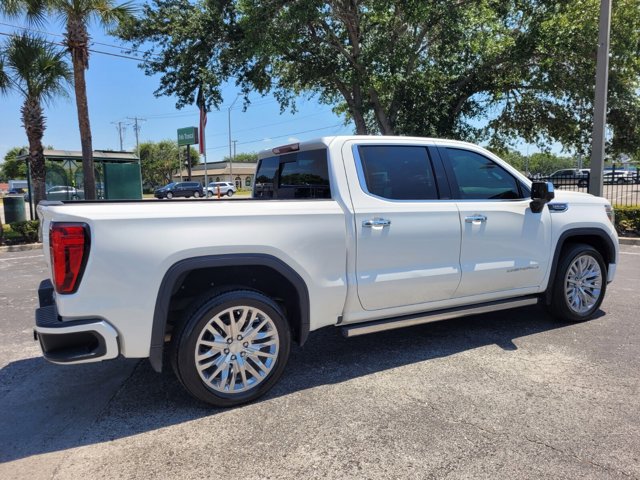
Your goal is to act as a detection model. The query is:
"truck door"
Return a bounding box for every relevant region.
[345,143,462,311]
[437,146,551,297]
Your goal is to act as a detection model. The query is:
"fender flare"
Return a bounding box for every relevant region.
[544,227,616,304]
[149,254,310,372]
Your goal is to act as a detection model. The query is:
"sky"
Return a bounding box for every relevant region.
[0,9,571,168]
[0,15,354,164]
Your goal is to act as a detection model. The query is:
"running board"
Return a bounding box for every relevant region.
[341,296,540,338]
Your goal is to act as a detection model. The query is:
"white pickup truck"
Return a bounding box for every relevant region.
[34,136,619,406]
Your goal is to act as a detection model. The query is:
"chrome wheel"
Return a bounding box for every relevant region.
[564,254,602,314]
[194,305,280,394]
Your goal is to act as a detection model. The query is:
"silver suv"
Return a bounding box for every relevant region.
[207,181,237,197]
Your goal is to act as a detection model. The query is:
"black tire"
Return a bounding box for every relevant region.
[578,180,588,188]
[226,190,233,197]
[171,290,291,407]
[548,243,607,322]
[194,191,200,198]
[166,192,173,199]
[616,178,625,185]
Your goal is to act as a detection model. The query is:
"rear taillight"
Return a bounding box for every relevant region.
[50,223,90,294]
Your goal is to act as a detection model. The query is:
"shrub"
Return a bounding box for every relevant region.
[614,206,640,237]
[9,220,40,243]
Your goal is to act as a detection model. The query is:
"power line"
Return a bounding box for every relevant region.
[0,21,159,59]
[143,98,280,120]
[0,30,148,62]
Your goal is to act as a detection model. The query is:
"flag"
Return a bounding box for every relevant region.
[197,87,207,155]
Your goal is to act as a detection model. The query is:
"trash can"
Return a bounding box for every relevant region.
[3,195,27,223]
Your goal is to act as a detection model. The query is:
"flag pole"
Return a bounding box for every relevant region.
[198,86,209,197]
[203,152,208,197]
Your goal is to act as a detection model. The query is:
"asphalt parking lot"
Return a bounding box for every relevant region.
[1,246,639,480]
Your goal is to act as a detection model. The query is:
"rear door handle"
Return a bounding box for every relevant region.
[363,218,391,229]
[464,214,487,224]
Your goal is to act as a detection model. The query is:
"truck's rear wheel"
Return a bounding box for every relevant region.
[171,290,291,407]
[548,244,607,321]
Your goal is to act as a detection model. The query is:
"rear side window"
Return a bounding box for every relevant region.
[443,148,522,200]
[357,145,438,200]
[254,149,330,199]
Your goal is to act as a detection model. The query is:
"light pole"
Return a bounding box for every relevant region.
[228,94,241,183]
[589,0,612,197]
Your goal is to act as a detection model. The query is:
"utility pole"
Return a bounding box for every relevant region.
[111,121,126,150]
[127,117,146,157]
[589,0,612,197]
[232,140,238,188]
[228,94,241,183]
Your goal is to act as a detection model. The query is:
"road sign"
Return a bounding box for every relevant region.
[178,127,199,146]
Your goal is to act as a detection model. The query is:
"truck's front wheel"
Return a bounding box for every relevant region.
[171,290,291,407]
[548,244,607,321]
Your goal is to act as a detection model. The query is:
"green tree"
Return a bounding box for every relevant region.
[3,0,136,199]
[139,140,199,187]
[221,152,258,163]
[0,34,71,204]
[118,0,640,157]
[526,153,576,176]
[0,147,29,180]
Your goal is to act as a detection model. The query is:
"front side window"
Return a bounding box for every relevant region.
[444,148,522,200]
[357,145,438,200]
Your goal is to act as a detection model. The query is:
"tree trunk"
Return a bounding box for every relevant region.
[67,20,96,200]
[368,88,394,135]
[72,57,96,199]
[21,98,46,206]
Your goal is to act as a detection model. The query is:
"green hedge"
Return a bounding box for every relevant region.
[3,220,40,245]
[614,206,640,237]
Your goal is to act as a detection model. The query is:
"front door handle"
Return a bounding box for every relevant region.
[363,218,391,229]
[465,214,487,224]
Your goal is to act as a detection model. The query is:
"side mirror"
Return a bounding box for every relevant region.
[530,181,555,213]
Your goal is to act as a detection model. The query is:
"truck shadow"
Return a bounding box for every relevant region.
[0,305,600,463]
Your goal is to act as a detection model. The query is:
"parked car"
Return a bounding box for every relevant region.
[46,186,84,201]
[603,170,636,184]
[549,169,590,187]
[34,136,619,407]
[207,181,237,197]
[154,181,203,199]
[25,185,84,202]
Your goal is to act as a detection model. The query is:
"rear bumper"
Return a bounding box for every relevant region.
[34,279,119,364]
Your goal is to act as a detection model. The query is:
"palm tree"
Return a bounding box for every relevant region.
[3,0,136,200]
[0,33,72,205]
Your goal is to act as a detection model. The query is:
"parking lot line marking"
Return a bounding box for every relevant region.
[620,251,640,256]
[0,254,44,262]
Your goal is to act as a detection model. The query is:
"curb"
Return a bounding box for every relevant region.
[0,243,43,253]
[619,237,640,246]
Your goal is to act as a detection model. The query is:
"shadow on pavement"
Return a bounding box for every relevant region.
[0,305,594,463]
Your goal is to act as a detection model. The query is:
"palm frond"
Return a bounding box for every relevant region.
[0,55,11,95]
[94,0,138,29]
[4,33,72,104]
[1,0,51,27]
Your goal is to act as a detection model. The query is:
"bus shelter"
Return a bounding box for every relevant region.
[18,149,142,217]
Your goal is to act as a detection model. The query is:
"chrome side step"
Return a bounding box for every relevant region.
[341,296,540,338]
